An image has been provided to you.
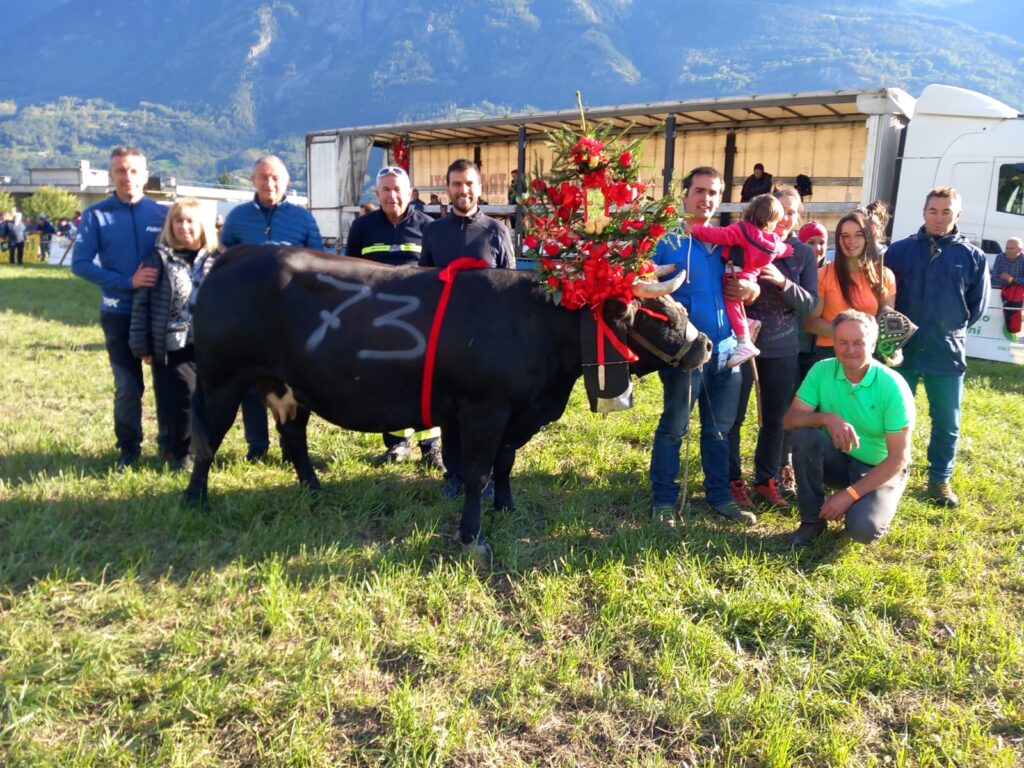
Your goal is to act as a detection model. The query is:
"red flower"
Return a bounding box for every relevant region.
[541,258,555,270]
[649,224,667,239]
[618,151,632,168]
[543,242,562,256]
[524,234,539,250]
[603,181,636,207]
[582,169,607,189]
[531,178,547,193]
[558,233,574,248]
[664,206,675,215]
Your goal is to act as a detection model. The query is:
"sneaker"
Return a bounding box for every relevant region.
[779,464,797,498]
[709,500,757,524]
[727,340,760,368]
[371,441,411,466]
[419,443,445,472]
[651,503,678,529]
[789,521,827,548]
[116,450,140,473]
[748,318,763,342]
[926,481,959,508]
[755,478,790,509]
[729,479,754,509]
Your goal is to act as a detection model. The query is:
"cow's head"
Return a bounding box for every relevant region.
[606,270,712,377]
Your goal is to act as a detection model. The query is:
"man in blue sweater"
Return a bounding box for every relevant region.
[72,146,167,470]
[649,166,760,527]
[220,155,323,461]
[885,186,990,508]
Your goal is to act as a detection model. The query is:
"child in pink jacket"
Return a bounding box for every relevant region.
[688,193,792,366]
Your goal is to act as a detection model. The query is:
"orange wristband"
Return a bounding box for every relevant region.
[846,486,861,501]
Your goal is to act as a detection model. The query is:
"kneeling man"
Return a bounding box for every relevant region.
[783,310,915,548]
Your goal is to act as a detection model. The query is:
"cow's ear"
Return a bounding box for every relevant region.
[603,297,634,325]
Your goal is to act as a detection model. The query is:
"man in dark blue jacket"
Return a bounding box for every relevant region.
[649,166,760,527]
[72,146,167,470]
[346,165,442,469]
[220,155,324,461]
[885,186,990,508]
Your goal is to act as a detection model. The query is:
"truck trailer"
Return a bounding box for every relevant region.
[306,84,1024,363]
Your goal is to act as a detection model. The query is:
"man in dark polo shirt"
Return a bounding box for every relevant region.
[418,159,515,498]
[345,165,442,469]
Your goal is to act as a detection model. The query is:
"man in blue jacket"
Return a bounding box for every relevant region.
[220,155,324,461]
[72,146,167,470]
[885,186,990,508]
[649,166,760,527]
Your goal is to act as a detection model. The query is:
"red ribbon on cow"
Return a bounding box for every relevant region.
[593,305,638,364]
[421,257,489,427]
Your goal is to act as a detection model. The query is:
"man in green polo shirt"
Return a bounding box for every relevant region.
[782,309,915,548]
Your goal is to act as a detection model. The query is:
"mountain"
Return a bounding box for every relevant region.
[1,0,1022,188]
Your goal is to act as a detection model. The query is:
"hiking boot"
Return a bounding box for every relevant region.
[779,464,797,498]
[651,503,678,529]
[789,521,827,549]
[926,481,959,508]
[419,443,445,472]
[729,479,754,509]
[710,500,757,524]
[755,478,790,509]
[727,340,760,368]
[371,441,411,466]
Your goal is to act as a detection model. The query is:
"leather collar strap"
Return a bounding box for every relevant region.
[421,258,488,427]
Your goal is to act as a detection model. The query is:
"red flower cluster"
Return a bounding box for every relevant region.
[519,111,683,312]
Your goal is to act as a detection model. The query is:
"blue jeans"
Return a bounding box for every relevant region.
[100,312,145,456]
[897,368,963,483]
[650,354,741,506]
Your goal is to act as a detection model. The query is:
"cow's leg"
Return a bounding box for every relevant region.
[492,443,516,512]
[456,406,509,551]
[184,381,244,505]
[278,405,321,492]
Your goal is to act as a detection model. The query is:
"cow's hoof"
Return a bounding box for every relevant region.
[493,494,515,513]
[303,478,323,495]
[182,488,208,509]
[460,532,492,563]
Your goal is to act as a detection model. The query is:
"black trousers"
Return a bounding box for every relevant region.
[728,354,799,485]
[151,346,197,461]
[8,241,24,264]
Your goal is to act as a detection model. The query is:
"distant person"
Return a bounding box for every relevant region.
[507,169,520,204]
[428,193,440,205]
[795,173,813,200]
[686,193,792,367]
[359,202,377,216]
[798,220,828,266]
[991,236,1023,335]
[220,154,324,461]
[71,146,167,471]
[6,211,26,265]
[783,310,915,548]
[36,215,56,261]
[345,165,442,469]
[740,162,773,202]
[214,214,224,235]
[408,187,425,211]
[129,199,218,472]
[885,186,990,508]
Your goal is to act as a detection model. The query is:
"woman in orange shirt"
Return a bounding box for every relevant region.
[804,210,895,361]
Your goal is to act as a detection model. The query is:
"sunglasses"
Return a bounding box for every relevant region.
[376,166,408,179]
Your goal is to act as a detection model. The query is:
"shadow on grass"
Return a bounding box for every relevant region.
[0,267,99,328]
[0,453,844,594]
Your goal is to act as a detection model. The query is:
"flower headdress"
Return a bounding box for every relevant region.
[519,92,683,311]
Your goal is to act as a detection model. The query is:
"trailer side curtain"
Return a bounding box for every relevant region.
[338,134,372,248]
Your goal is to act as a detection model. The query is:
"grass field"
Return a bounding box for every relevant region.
[1,263,1022,767]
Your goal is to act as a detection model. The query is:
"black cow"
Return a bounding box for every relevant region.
[185,245,711,552]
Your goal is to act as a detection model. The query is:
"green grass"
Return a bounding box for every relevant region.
[1,263,1022,767]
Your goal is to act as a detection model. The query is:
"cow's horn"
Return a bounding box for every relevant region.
[652,263,676,278]
[634,270,686,298]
